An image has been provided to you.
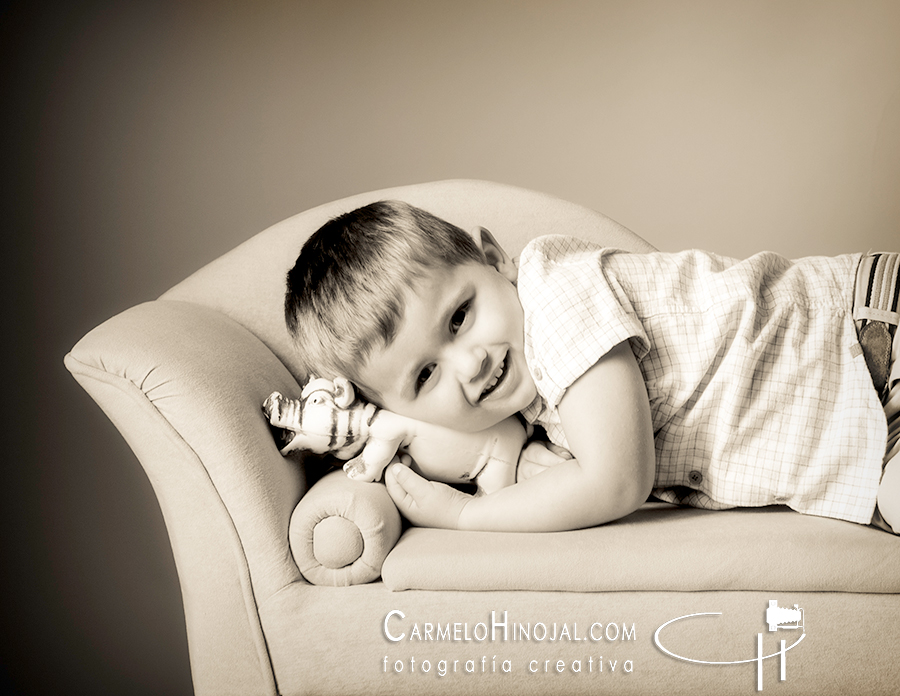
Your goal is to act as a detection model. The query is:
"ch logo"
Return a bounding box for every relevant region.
[654,600,806,691]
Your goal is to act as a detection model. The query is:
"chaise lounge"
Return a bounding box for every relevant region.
[65,179,900,695]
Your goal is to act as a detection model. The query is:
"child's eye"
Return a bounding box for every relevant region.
[450,301,470,334]
[416,364,435,392]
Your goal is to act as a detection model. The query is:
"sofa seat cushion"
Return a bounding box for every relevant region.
[381,503,900,592]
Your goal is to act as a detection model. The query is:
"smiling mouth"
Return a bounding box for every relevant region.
[479,355,509,401]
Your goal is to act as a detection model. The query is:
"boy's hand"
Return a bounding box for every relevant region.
[517,441,573,482]
[385,462,471,529]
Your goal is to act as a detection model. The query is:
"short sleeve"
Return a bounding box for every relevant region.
[517,235,649,409]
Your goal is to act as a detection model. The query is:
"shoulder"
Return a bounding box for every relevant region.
[519,234,604,268]
[518,237,652,409]
[517,235,608,300]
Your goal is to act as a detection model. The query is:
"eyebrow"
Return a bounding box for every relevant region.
[400,282,473,399]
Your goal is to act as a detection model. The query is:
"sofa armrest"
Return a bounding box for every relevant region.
[289,469,401,586]
[65,180,660,695]
[65,299,306,696]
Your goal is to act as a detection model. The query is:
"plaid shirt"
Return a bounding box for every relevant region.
[518,236,886,524]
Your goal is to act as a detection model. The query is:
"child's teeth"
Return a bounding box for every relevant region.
[484,360,506,396]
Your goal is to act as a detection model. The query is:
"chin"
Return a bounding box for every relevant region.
[510,382,538,414]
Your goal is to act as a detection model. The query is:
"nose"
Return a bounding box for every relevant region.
[448,344,489,383]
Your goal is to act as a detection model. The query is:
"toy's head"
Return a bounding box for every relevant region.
[263,377,368,457]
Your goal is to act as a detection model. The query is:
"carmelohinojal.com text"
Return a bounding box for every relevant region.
[382,610,636,678]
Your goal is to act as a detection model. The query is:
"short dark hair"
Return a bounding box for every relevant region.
[284,200,486,392]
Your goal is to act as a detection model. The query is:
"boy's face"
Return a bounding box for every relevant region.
[355,259,537,433]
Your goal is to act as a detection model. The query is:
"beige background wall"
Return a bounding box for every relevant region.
[4,1,899,694]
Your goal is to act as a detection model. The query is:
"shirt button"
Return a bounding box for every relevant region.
[688,470,703,485]
[533,366,543,381]
[773,495,788,504]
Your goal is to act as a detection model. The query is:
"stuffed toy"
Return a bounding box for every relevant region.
[263,376,538,496]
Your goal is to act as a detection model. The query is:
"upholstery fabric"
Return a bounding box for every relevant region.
[259,581,898,696]
[289,469,402,586]
[64,299,305,695]
[382,504,900,593]
[64,180,900,695]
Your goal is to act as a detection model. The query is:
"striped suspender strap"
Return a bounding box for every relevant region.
[854,253,900,397]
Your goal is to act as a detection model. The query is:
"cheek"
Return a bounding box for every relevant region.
[369,391,419,421]
[398,393,462,428]
[495,290,524,337]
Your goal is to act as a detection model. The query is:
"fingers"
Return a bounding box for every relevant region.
[385,464,444,520]
[517,441,575,482]
[517,458,551,482]
[346,452,413,482]
[384,463,421,511]
[546,443,574,459]
[521,441,566,467]
[385,463,423,497]
[384,464,471,530]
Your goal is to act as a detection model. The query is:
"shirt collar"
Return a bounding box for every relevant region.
[520,393,548,425]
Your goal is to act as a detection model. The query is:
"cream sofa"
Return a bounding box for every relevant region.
[65,180,900,695]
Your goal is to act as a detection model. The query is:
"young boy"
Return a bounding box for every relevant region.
[284,200,900,534]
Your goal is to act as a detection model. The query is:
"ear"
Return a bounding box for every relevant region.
[300,374,323,399]
[472,226,517,283]
[332,377,356,409]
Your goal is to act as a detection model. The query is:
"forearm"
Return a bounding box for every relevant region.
[458,456,646,532]
[385,342,656,533]
[458,341,656,532]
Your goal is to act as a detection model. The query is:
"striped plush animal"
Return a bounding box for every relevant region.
[263,376,531,496]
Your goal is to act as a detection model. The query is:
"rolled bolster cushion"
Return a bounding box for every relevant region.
[288,469,402,586]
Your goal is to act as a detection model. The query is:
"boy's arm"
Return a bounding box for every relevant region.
[384,341,656,532]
